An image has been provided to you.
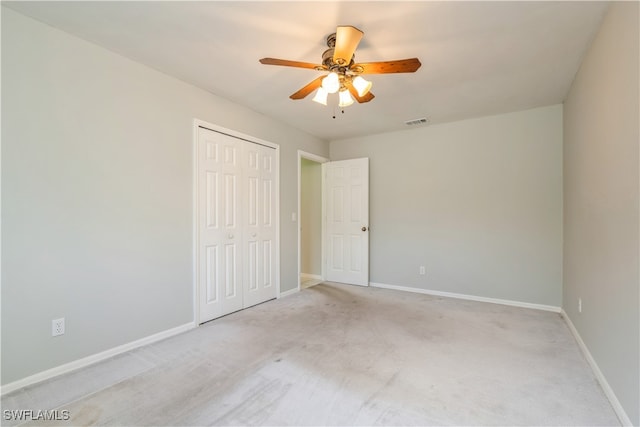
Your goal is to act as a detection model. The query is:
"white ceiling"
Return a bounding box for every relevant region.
[5,1,608,141]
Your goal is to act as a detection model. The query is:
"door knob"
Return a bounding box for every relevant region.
[228,233,234,239]
[251,233,257,238]
[362,226,368,232]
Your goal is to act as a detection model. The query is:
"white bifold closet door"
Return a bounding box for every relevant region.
[197,126,277,324]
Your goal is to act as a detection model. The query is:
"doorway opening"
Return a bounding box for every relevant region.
[298,151,328,290]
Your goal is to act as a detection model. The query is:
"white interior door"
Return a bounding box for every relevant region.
[198,127,243,322]
[323,158,369,286]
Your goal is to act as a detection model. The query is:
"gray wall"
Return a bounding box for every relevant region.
[300,158,322,276]
[563,2,639,424]
[331,105,563,307]
[1,8,328,385]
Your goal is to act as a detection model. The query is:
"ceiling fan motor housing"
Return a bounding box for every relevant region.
[322,48,335,68]
[322,49,356,74]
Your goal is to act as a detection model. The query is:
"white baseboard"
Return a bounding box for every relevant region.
[369,282,561,313]
[1,322,196,396]
[300,273,322,281]
[279,287,299,298]
[561,310,632,426]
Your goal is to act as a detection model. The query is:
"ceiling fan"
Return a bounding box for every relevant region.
[259,26,421,108]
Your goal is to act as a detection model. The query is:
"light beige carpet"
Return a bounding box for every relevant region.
[2,282,620,426]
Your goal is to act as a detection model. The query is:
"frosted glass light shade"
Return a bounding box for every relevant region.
[312,87,328,105]
[338,89,354,107]
[322,72,340,94]
[352,75,372,97]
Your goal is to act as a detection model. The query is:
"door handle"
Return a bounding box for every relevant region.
[362,226,368,232]
[228,233,234,239]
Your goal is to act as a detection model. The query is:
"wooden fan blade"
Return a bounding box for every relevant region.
[346,82,375,103]
[356,58,422,74]
[333,26,364,65]
[259,58,323,70]
[290,76,325,100]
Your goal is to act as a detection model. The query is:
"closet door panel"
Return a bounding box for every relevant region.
[198,128,243,323]
[259,146,277,302]
[244,143,277,307]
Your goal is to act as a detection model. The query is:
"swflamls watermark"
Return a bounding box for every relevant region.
[3,409,70,421]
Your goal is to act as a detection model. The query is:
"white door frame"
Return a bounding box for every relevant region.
[193,118,280,325]
[297,150,329,293]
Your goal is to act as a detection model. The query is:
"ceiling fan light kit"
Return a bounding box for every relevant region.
[322,71,341,94]
[338,89,355,107]
[352,75,373,97]
[259,25,421,112]
[312,87,329,105]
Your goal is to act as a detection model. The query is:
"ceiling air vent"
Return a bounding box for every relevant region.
[404,117,429,126]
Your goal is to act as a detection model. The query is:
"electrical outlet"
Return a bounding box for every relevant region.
[419,266,426,275]
[52,318,65,337]
[578,298,582,314]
